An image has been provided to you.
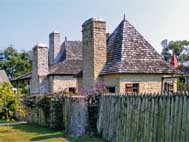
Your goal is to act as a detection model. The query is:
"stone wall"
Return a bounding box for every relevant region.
[120,74,162,93]
[102,74,120,93]
[82,18,106,88]
[25,95,90,137]
[102,74,177,93]
[50,75,77,93]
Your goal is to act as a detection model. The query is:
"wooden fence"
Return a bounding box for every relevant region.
[97,93,189,142]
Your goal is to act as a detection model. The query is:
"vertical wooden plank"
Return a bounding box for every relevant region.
[152,95,158,142]
[171,95,176,142]
[125,95,131,142]
[114,96,119,141]
[104,96,109,140]
[134,95,140,142]
[178,95,183,141]
[130,95,137,142]
[173,95,179,142]
[139,96,145,141]
[181,95,187,142]
[136,95,142,142]
[176,95,182,141]
[97,95,103,134]
[146,95,152,142]
[165,96,172,141]
[112,96,118,142]
[157,95,162,142]
[117,96,123,142]
[165,95,170,142]
[120,96,125,142]
[161,95,165,142]
[110,96,114,140]
[149,95,154,142]
[106,96,110,140]
[186,94,189,141]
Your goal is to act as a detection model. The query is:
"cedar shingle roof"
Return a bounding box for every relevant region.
[49,40,83,75]
[49,60,82,75]
[101,19,177,74]
[0,70,9,83]
[59,40,82,62]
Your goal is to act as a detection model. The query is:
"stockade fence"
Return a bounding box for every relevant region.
[97,92,189,142]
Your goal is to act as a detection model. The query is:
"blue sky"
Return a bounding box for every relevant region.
[0,0,189,53]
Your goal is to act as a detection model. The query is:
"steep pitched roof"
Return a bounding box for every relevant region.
[101,19,177,74]
[50,39,83,75]
[59,40,82,62]
[49,60,82,75]
[0,70,9,83]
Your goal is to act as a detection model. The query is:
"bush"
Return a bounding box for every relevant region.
[0,83,25,121]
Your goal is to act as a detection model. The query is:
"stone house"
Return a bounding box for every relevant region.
[19,16,178,94]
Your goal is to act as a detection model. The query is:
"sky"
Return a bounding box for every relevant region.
[0,0,189,53]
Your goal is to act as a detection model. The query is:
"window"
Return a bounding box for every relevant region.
[164,82,174,93]
[106,87,116,93]
[125,83,139,93]
[69,88,76,94]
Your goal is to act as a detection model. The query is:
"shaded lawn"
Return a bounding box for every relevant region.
[0,119,7,123]
[0,124,105,142]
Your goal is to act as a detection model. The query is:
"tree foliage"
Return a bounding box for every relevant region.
[0,46,32,79]
[161,40,189,64]
[0,83,25,121]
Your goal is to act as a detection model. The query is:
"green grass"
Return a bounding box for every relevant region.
[0,119,7,123]
[0,119,17,123]
[0,124,105,142]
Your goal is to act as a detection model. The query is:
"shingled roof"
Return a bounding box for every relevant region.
[49,39,83,75]
[49,60,82,75]
[59,40,82,62]
[101,19,177,74]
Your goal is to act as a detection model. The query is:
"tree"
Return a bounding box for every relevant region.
[161,40,189,64]
[0,46,32,79]
[0,83,25,121]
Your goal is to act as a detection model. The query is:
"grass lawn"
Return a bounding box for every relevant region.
[0,119,7,123]
[0,124,105,142]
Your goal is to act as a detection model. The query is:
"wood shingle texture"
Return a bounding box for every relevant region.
[49,60,82,75]
[101,19,177,75]
[50,40,83,75]
[59,40,82,62]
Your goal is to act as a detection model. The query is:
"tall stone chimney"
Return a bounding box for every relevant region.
[49,31,61,64]
[31,43,49,94]
[82,17,106,88]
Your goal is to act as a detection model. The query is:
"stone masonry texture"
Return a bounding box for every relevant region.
[102,74,177,93]
[82,18,106,88]
[31,44,49,94]
[49,32,61,65]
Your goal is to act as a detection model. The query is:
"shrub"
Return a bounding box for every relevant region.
[0,83,25,121]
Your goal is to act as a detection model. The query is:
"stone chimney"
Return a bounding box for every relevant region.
[31,43,49,94]
[82,17,106,88]
[49,31,61,65]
